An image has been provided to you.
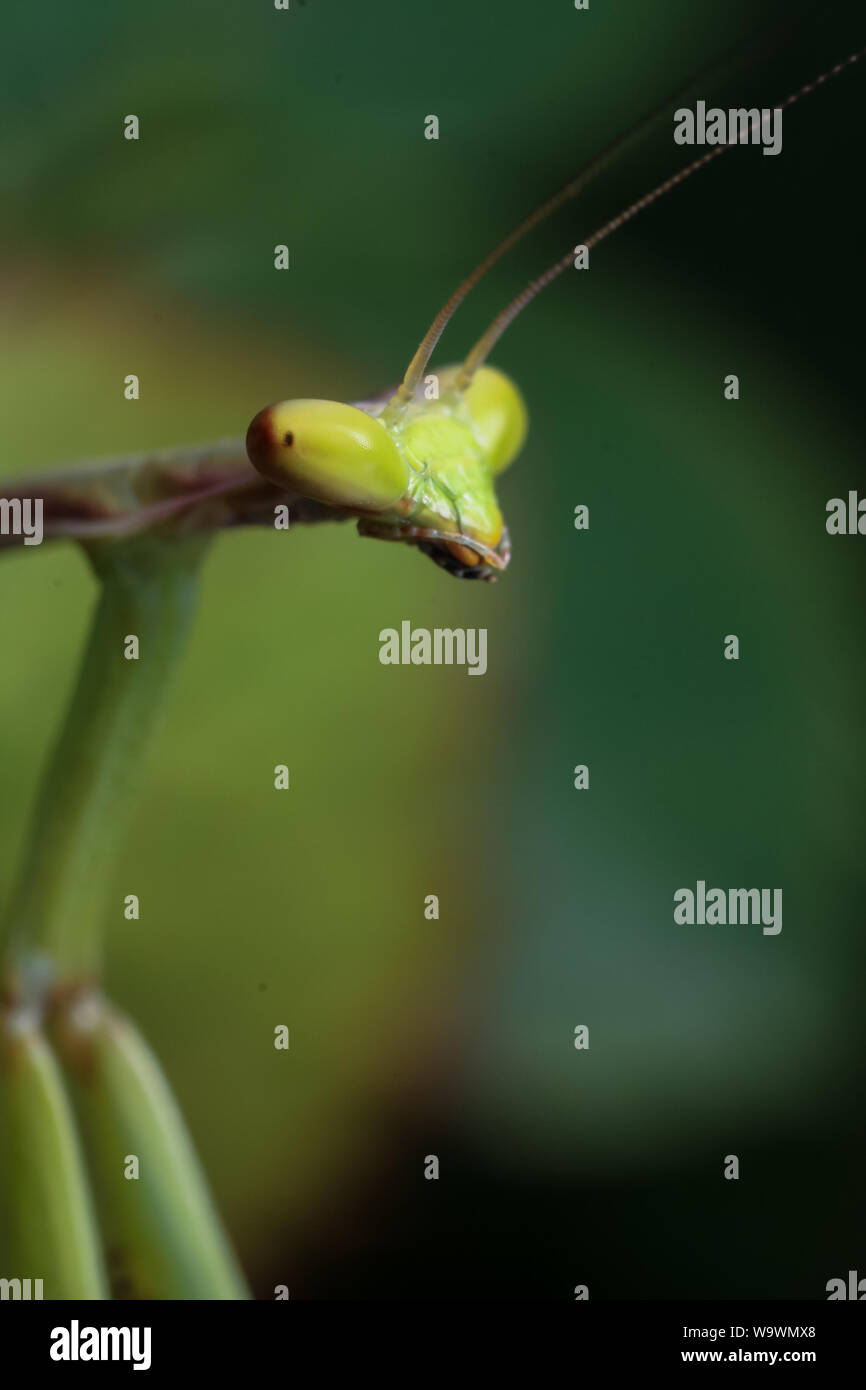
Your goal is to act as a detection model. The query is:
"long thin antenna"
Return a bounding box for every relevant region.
[390,4,820,408]
[456,45,865,389]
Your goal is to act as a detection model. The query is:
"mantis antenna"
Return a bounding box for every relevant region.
[456,45,865,389]
[391,4,820,408]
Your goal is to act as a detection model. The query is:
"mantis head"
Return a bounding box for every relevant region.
[245,365,526,581]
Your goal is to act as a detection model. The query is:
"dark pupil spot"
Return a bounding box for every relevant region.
[283,431,294,447]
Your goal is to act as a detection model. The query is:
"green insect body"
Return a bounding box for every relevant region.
[245,364,527,580]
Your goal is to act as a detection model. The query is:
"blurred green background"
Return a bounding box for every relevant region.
[1,0,864,1297]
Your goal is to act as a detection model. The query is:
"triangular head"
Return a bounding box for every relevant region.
[245,365,527,580]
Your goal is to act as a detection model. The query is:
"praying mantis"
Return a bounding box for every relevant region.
[0,20,862,1300]
[3,35,861,581]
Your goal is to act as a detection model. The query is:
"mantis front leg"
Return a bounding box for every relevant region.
[0,532,248,1299]
[3,534,210,989]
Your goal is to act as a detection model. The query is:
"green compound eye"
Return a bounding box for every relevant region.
[246,399,409,511]
[461,366,528,476]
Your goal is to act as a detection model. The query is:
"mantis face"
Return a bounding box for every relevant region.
[245,365,527,580]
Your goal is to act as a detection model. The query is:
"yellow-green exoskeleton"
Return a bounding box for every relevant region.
[246,365,527,581]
